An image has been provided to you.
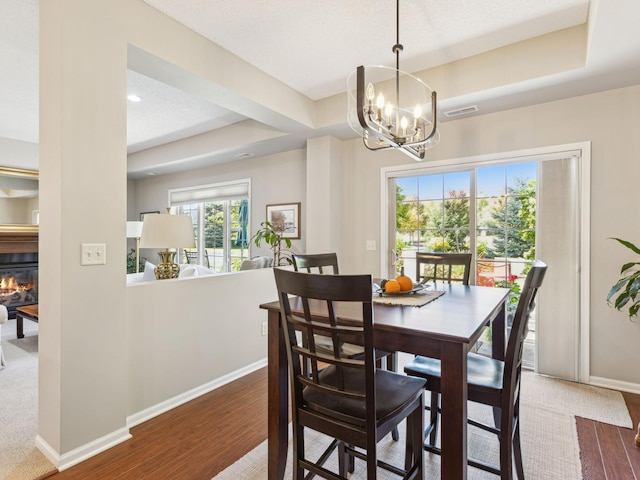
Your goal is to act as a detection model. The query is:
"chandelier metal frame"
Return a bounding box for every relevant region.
[349,0,439,161]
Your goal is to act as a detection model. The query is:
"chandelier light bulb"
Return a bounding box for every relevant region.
[414,104,422,119]
[401,116,409,136]
[366,83,375,102]
[385,101,393,118]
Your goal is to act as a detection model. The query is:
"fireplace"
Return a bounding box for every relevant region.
[0,252,38,319]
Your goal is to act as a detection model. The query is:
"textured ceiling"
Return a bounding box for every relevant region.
[144,0,589,100]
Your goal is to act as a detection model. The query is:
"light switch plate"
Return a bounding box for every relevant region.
[81,244,106,265]
[366,240,376,251]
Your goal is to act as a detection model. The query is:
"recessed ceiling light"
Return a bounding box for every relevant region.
[147,171,162,176]
[235,152,253,159]
[127,94,142,103]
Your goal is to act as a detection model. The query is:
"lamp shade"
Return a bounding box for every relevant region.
[126,221,144,239]
[139,214,195,249]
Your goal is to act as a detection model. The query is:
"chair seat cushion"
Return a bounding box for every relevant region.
[404,352,504,392]
[303,366,425,426]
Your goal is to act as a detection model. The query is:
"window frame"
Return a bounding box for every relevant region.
[168,179,251,272]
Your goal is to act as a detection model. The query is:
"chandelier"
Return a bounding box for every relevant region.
[347,0,440,161]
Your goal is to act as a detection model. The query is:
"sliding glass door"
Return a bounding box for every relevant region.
[383,146,587,381]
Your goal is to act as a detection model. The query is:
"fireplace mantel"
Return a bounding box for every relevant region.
[0,231,38,254]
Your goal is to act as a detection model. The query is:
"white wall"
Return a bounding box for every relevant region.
[126,268,275,420]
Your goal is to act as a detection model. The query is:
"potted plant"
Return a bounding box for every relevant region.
[251,221,293,266]
[607,237,640,319]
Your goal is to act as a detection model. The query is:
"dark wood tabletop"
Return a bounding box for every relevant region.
[261,283,510,480]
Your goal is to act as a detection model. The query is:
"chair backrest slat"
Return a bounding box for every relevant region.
[415,252,472,285]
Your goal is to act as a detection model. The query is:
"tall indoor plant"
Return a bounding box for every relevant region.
[607,237,640,319]
[251,221,293,266]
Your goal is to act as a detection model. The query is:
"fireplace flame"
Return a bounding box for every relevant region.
[0,275,33,295]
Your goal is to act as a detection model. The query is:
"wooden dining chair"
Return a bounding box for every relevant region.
[292,252,339,274]
[403,260,547,480]
[293,252,400,440]
[415,252,472,285]
[184,250,211,269]
[273,268,426,479]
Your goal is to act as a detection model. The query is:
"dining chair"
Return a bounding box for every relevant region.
[292,252,340,274]
[293,252,400,440]
[403,260,547,480]
[415,252,472,285]
[184,250,211,269]
[273,268,426,479]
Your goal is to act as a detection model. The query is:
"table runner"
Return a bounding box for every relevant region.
[372,289,444,307]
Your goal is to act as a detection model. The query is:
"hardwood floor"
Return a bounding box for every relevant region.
[42,367,640,480]
[44,369,268,480]
[577,391,640,479]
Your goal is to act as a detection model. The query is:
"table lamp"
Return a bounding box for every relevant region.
[126,221,144,273]
[139,213,195,280]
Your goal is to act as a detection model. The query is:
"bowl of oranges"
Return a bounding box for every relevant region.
[374,270,426,296]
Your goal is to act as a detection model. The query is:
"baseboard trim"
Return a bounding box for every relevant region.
[589,375,640,395]
[127,358,267,428]
[33,360,267,471]
[36,427,132,471]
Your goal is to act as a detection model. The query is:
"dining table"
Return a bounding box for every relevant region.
[260,282,511,480]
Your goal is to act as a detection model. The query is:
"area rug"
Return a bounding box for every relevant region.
[0,319,57,480]
[213,370,632,480]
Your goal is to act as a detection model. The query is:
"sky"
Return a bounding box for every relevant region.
[396,161,537,200]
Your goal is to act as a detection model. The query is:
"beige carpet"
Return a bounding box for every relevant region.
[0,318,57,480]
[213,370,632,480]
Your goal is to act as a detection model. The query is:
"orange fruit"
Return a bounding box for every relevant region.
[396,274,413,291]
[384,279,401,293]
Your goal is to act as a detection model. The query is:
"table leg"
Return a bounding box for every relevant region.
[267,309,288,480]
[16,314,24,339]
[440,342,468,480]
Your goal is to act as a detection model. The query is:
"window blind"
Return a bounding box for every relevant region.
[169,179,250,206]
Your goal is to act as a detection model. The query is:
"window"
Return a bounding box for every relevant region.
[169,179,250,272]
[395,163,537,310]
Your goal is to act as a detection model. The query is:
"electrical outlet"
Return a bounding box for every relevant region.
[261,321,268,336]
[81,243,107,265]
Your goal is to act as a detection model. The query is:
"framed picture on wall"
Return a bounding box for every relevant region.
[266,202,300,239]
[140,211,160,221]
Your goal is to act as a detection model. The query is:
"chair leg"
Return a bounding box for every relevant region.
[410,401,425,477]
[513,420,524,480]
[427,390,439,446]
[293,425,305,480]
[338,441,348,477]
[499,416,514,480]
[388,352,400,441]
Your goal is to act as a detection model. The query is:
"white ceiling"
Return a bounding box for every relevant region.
[2,0,640,178]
